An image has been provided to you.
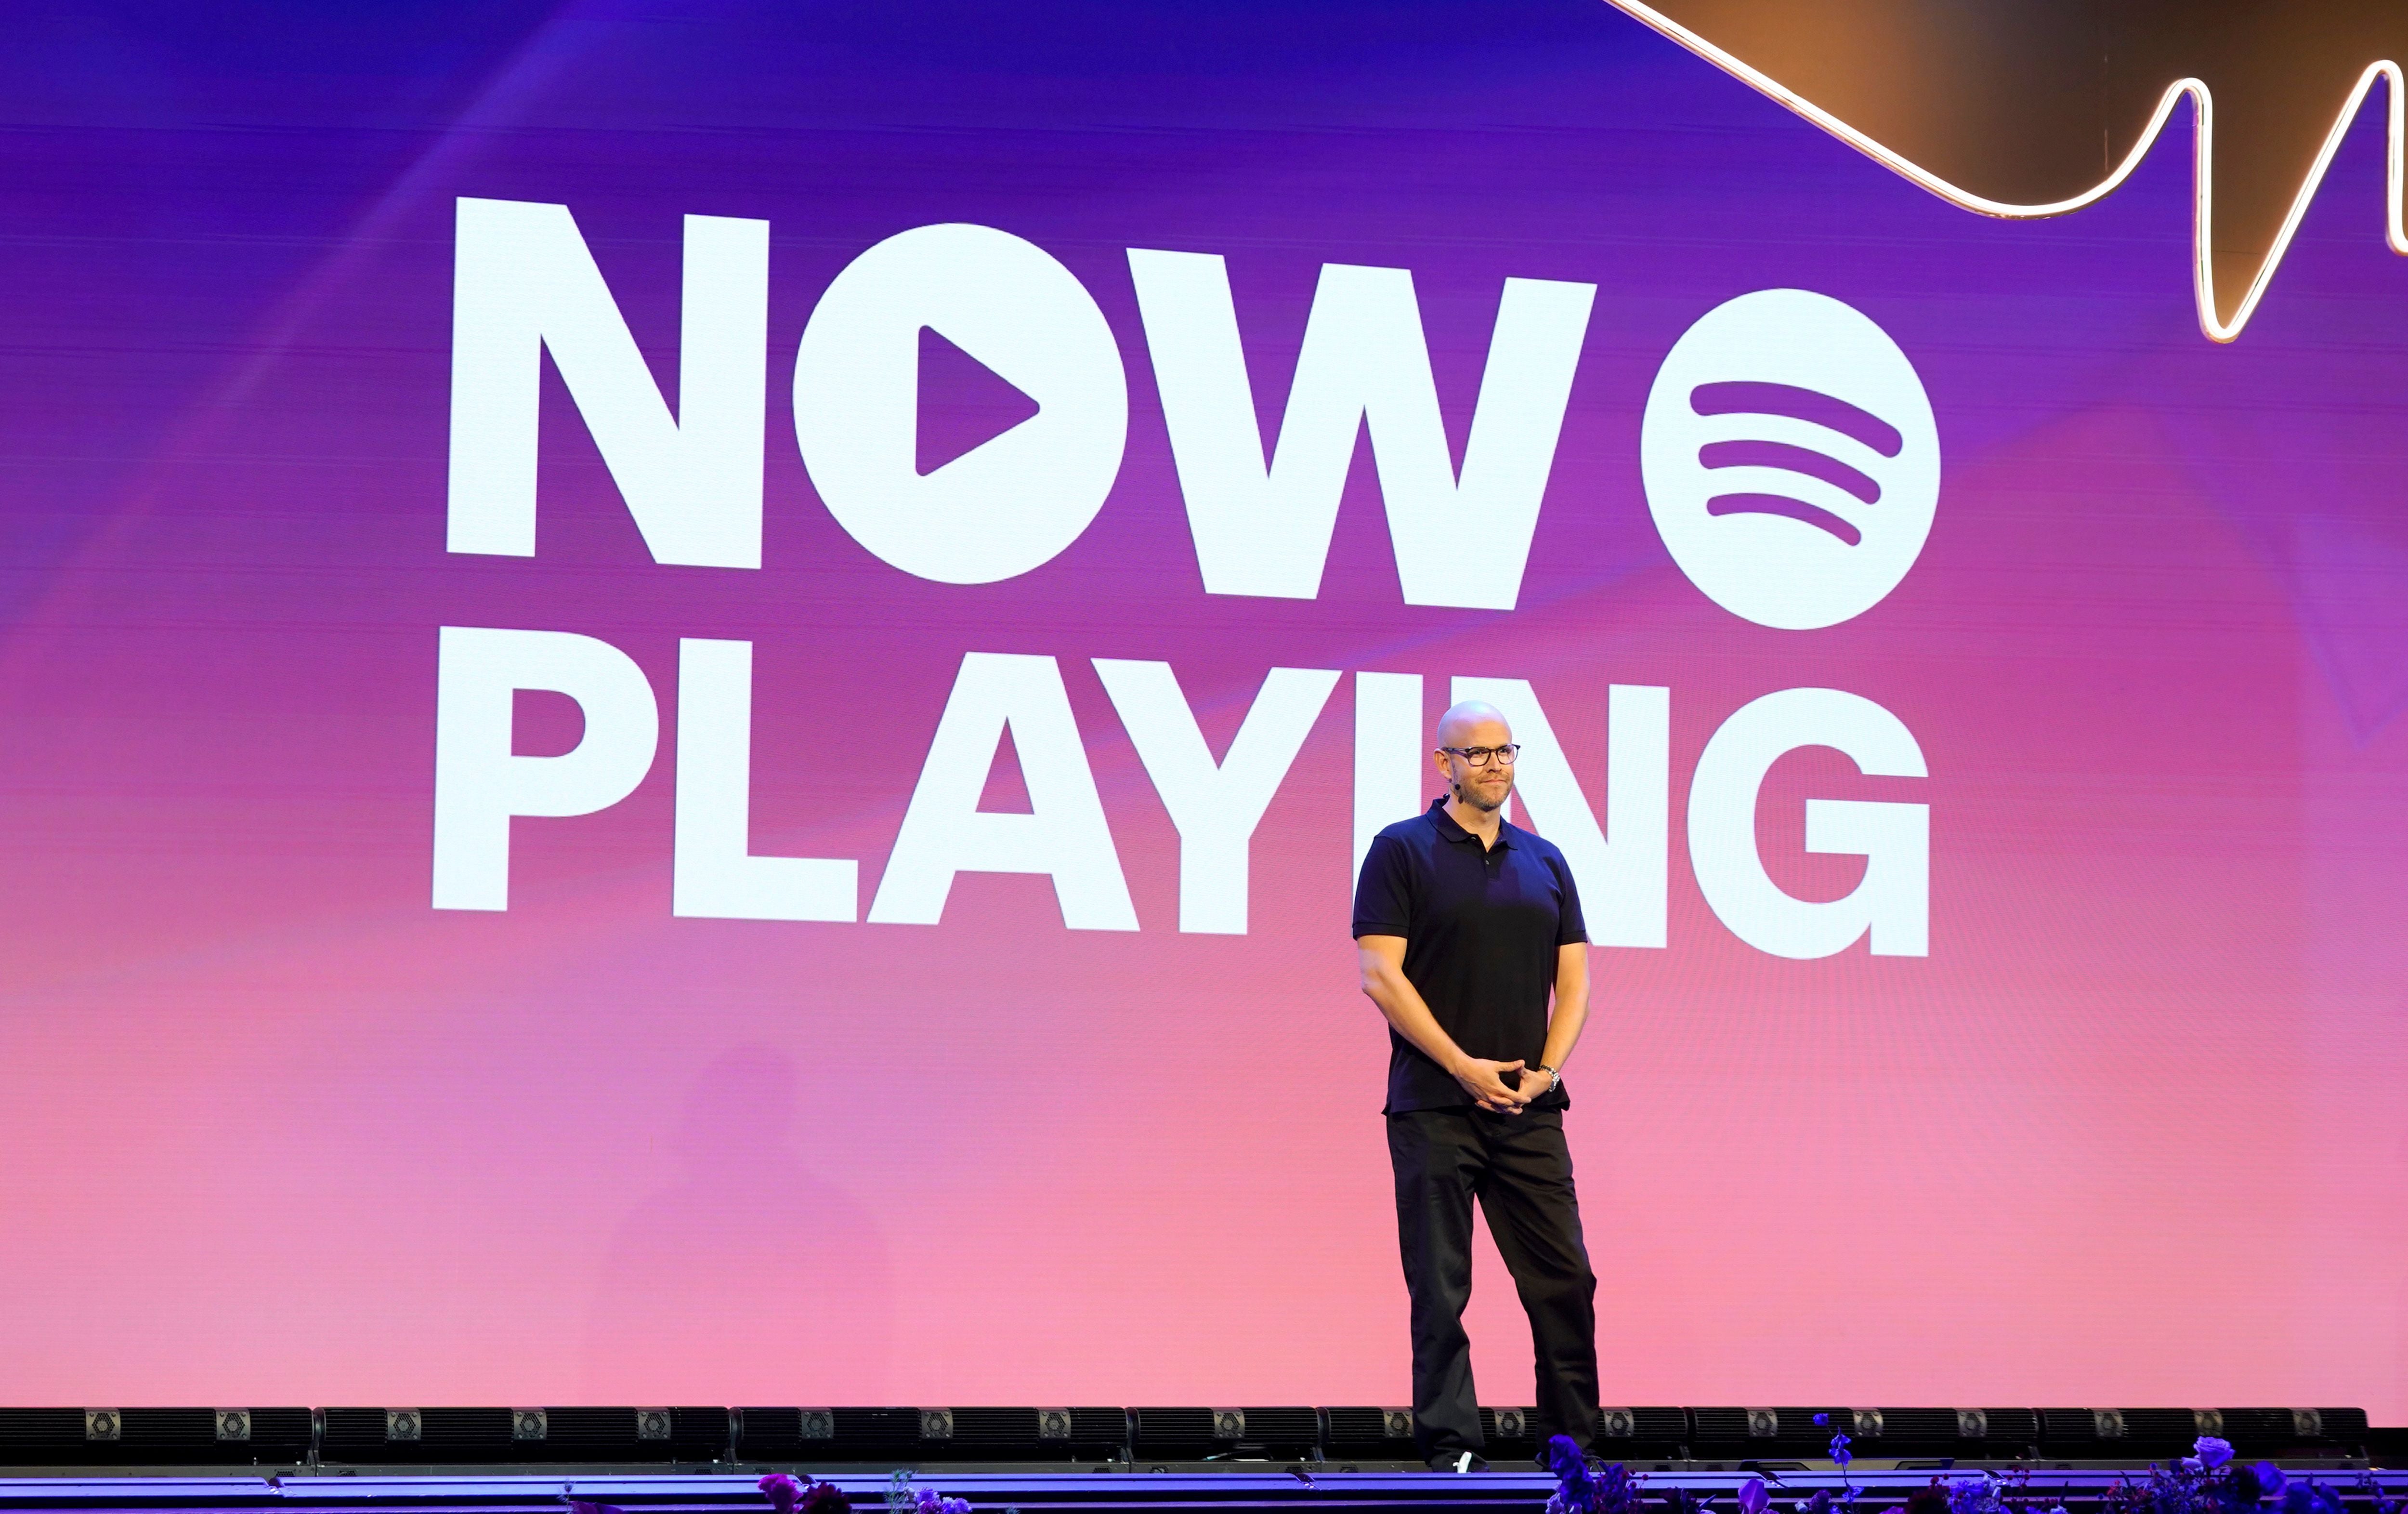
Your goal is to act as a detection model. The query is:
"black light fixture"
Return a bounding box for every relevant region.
[1596,1407,1691,1458]
[1320,1406,1414,1462]
[0,1409,306,1466]
[1480,1406,1535,1455]
[1130,1407,1215,1460]
[321,1407,512,1463]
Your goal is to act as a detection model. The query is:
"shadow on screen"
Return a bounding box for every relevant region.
[581,1045,894,1398]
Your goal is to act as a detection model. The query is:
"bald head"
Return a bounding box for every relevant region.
[1436,700,1510,749]
[1431,700,1517,817]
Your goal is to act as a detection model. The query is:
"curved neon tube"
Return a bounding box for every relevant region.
[1603,0,2408,343]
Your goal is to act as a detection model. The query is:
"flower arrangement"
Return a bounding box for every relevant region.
[754,1468,973,1514]
[1816,1413,1859,1509]
[1927,1472,2005,1514]
[1541,1433,2400,1514]
[1544,1435,1644,1514]
[880,1471,970,1514]
[1539,1412,1873,1514]
[758,1471,853,1514]
[2099,1440,2403,1514]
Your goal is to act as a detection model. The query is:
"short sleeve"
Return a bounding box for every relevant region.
[1551,850,1589,946]
[1350,831,1413,939]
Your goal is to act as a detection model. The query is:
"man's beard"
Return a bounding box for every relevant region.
[1453,775,1513,813]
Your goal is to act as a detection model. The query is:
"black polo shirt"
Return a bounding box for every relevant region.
[1351,797,1588,1115]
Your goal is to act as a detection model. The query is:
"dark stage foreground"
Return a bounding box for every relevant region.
[6,1466,2408,1514]
[5,1408,2405,1513]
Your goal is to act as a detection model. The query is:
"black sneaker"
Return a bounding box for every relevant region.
[1427,1449,1489,1473]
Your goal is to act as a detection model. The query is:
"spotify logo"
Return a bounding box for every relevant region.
[1641,289,1939,630]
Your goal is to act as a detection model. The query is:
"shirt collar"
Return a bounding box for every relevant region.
[1426,795,1513,849]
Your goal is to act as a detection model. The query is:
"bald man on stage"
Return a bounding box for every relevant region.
[1352,700,1599,1473]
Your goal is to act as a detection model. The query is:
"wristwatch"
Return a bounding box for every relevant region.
[1537,1064,1560,1092]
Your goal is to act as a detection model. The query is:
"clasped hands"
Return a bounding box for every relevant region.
[1451,1056,1552,1115]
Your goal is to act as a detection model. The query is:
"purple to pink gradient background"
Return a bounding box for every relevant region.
[2,0,2405,1417]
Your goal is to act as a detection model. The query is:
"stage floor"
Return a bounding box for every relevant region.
[3,1466,2403,1514]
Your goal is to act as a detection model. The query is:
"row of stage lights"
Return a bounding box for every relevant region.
[0,1405,2378,1469]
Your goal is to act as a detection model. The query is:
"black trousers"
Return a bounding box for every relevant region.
[1387,1106,1598,1461]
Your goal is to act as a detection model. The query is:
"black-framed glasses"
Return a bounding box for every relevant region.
[1438,744,1520,767]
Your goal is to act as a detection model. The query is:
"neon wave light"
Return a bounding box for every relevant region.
[1603,0,2408,343]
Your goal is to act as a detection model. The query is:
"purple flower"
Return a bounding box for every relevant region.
[758,1474,801,1514]
[1815,1414,1831,1427]
[1598,1462,1643,1514]
[2181,1459,2204,1474]
[1739,1478,1770,1514]
[1544,1435,1607,1514]
[2255,1466,2288,1499]
[2195,1437,2234,1471]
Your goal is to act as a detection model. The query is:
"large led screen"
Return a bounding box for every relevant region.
[1,0,2403,1418]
